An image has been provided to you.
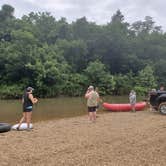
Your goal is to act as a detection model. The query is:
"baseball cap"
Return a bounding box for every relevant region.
[88,85,94,90]
[26,87,34,92]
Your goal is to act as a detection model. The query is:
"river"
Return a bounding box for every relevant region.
[0,96,144,124]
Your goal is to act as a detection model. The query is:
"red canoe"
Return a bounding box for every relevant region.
[103,102,146,112]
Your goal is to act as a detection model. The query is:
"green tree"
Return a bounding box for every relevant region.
[0,4,14,21]
[57,39,88,72]
[154,60,166,86]
[135,65,157,95]
[98,10,132,74]
[60,73,88,96]
[84,60,115,94]
[114,72,135,95]
[131,16,162,35]
[1,4,166,98]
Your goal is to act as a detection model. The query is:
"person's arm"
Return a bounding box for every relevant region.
[29,94,38,104]
[85,90,92,98]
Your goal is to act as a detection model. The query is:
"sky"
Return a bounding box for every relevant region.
[0,0,166,31]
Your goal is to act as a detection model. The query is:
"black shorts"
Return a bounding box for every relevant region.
[23,106,33,112]
[88,106,96,112]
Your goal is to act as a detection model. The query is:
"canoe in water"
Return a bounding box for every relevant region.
[103,102,146,112]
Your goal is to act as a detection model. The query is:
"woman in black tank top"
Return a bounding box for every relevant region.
[23,92,33,112]
[17,87,38,131]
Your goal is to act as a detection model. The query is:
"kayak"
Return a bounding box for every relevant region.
[103,102,146,112]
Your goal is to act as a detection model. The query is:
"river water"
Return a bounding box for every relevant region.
[0,96,142,124]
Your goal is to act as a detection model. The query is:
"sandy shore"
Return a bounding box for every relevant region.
[0,109,166,166]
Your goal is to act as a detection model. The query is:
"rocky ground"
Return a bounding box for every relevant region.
[0,109,166,166]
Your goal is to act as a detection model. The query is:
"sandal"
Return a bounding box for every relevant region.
[16,127,20,131]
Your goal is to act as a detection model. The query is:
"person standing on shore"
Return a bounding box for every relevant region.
[17,87,38,131]
[85,85,99,122]
[129,90,136,112]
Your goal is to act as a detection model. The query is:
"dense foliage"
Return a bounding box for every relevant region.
[0,4,165,98]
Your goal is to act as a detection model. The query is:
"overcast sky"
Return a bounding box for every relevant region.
[0,0,166,31]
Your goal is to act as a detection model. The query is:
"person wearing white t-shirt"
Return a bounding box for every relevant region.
[85,86,99,122]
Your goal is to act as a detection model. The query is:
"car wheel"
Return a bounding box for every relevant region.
[159,102,166,115]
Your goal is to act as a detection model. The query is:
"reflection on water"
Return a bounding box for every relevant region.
[0,96,144,123]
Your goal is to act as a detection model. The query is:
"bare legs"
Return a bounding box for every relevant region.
[27,112,32,129]
[17,112,26,130]
[131,104,136,112]
[88,112,96,122]
[17,111,32,130]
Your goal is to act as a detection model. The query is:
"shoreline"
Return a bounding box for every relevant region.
[1,110,166,166]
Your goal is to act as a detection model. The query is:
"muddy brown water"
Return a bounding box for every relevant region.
[0,96,145,124]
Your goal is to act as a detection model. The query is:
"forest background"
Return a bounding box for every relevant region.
[0,4,165,98]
